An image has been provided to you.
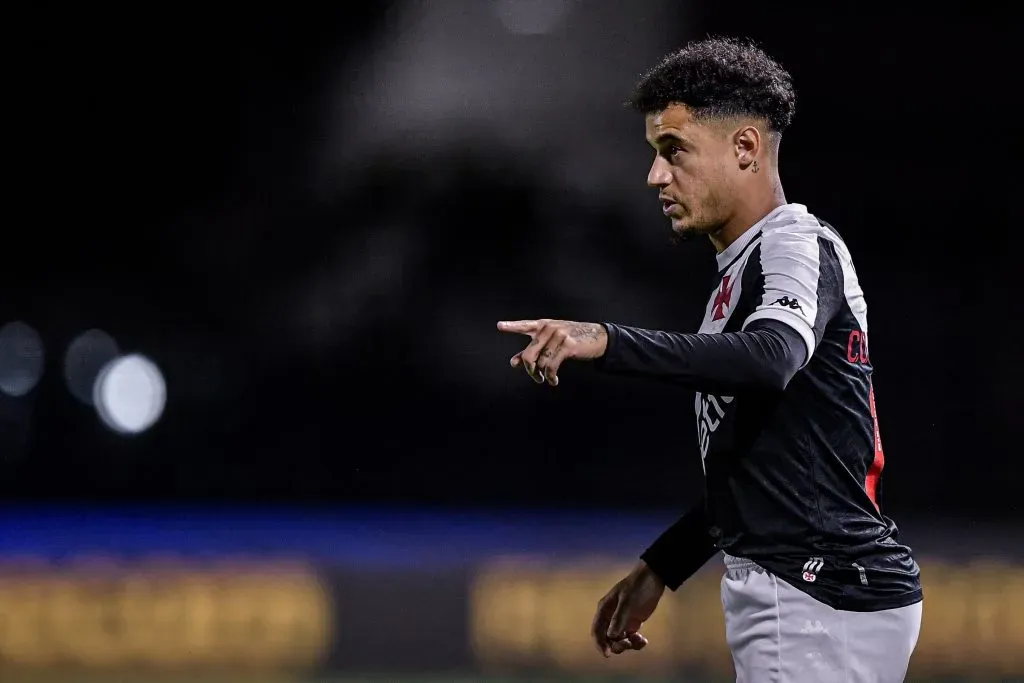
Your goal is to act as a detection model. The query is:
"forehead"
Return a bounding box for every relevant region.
[644,104,714,145]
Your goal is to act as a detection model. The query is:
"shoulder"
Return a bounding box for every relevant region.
[754,205,847,274]
[759,204,830,256]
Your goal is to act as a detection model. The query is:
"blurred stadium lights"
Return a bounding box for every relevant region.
[493,0,573,35]
[62,329,166,435]
[93,353,167,435]
[0,321,45,397]
[63,328,120,405]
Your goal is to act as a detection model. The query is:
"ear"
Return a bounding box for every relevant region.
[733,125,762,170]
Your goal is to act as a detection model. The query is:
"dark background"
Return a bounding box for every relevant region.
[2,3,1020,525]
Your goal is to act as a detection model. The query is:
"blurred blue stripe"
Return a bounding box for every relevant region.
[0,505,672,566]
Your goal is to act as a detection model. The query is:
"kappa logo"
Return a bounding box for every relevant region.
[772,296,803,312]
[802,557,824,583]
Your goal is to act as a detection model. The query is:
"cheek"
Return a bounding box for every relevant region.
[671,164,709,198]
[696,163,729,199]
[669,163,697,190]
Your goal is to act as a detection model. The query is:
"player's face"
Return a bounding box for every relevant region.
[645,105,737,242]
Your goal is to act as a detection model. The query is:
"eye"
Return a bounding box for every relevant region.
[661,144,684,160]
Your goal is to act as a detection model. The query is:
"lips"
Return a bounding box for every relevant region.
[661,199,680,216]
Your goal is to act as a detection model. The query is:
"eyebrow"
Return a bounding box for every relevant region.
[650,132,694,148]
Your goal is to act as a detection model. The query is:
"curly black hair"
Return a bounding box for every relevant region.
[627,37,796,133]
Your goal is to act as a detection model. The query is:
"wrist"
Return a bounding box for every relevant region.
[633,559,665,587]
[597,323,616,361]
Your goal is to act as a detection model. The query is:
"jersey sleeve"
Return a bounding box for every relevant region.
[640,498,719,590]
[597,319,804,394]
[741,227,843,366]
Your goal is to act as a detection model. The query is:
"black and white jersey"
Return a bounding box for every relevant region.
[599,203,922,611]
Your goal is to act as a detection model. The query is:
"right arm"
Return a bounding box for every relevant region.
[591,499,718,656]
[640,498,719,590]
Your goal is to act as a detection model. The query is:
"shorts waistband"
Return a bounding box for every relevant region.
[723,553,760,571]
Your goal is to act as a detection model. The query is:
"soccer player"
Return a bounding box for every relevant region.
[497,38,922,682]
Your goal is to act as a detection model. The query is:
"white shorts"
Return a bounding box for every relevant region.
[721,554,922,683]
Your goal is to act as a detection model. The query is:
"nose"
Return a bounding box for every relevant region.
[647,155,671,188]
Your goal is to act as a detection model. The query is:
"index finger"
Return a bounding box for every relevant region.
[591,596,616,657]
[497,320,541,335]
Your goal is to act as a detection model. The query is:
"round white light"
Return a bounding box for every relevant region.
[93,354,167,435]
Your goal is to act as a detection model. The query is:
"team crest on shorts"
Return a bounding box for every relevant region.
[802,557,824,582]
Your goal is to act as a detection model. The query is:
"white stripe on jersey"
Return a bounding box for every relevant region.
[736,203,870,367]
[741,205,824,364]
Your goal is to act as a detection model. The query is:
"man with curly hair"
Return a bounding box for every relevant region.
[497,37,923,682]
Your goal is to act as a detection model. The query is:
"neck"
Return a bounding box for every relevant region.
[709,175,787,253]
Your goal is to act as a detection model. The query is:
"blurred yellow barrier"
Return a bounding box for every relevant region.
[0,559,332,671]
[470,556,1024,678]
[470,556,733,677]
